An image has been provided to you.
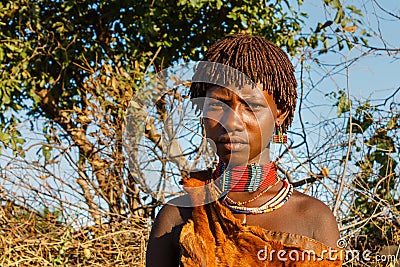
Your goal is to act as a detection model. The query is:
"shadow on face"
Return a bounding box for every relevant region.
[201,84,278,167]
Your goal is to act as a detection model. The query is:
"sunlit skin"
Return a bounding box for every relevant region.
[146,84,340,267]
[202,83,288,206]
[202,83,284,167]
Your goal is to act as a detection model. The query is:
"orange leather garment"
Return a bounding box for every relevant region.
[179,175,343,267]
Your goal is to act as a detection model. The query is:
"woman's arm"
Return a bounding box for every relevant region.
[146,204,185,267]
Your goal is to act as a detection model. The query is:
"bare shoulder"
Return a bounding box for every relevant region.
[146,196,193,267]
[291,189,340,248]
[149,204,185,238]
[149,194,194,237]
[292,190,334,217]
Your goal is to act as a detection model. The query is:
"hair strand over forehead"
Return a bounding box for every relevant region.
[190,34,298,132]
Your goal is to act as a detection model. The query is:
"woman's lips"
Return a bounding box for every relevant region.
[219,142,247,151]
[217,136,248,151]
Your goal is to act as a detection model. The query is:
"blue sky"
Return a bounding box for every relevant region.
[302,1,399,102]
[0,1,398,219]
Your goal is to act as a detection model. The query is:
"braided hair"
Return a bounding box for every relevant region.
[190,34,297,132]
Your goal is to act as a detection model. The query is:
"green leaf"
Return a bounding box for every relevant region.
[346,5,363,17]
[42,145,52,161]
[1,92,10,105]
[0,132,10,144]
[386,117,398,130]
[216,0,223,10]
[0,47,4,62]
[336,90,351,117]
[347,113,373,134]
[360,37,369,46]
[64,3,74,12]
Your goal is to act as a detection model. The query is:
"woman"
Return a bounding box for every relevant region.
[146,34,343,266]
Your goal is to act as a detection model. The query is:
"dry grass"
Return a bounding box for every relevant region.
[0,202,149,266]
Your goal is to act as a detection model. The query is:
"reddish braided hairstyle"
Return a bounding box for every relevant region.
[190,34,297,132]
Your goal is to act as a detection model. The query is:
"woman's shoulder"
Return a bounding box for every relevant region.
[146,196,193,267]
[292,189,334,215]
[291,189,340,247]
[151,195,193,238]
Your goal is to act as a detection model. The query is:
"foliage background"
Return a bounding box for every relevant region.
[0,0,399,265]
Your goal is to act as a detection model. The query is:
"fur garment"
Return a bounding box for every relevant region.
[179,175,343,266]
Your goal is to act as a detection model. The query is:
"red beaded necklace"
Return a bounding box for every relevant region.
[213,161,277,192]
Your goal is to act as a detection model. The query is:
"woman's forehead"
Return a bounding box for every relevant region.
[205,83,268,100]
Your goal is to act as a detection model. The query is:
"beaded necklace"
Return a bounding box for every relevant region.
[213,162,277,192]
[224,178,281,206]
[222,180,293,215]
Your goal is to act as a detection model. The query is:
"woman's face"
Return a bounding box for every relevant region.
[203,84,281,166]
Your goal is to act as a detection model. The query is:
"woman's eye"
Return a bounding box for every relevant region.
[206,101,224,109]
[211,102,223,107]
[247,103,264,109]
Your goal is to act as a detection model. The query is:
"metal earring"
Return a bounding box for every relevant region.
[273,124,287,144]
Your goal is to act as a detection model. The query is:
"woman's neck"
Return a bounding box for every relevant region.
[214,161,277,192]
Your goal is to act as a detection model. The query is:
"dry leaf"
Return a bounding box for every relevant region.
[84,248,91,259]
[321,166,330,177]
[343,25,357,32]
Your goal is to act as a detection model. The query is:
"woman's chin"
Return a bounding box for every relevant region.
[218,151,271,167]
[218,154,252,167]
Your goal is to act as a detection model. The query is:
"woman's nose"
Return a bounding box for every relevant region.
[220,106,244,132]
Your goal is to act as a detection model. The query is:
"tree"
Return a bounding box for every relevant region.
[0,0,340,221]
[287,1,400,264]
[1,0,398,264]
